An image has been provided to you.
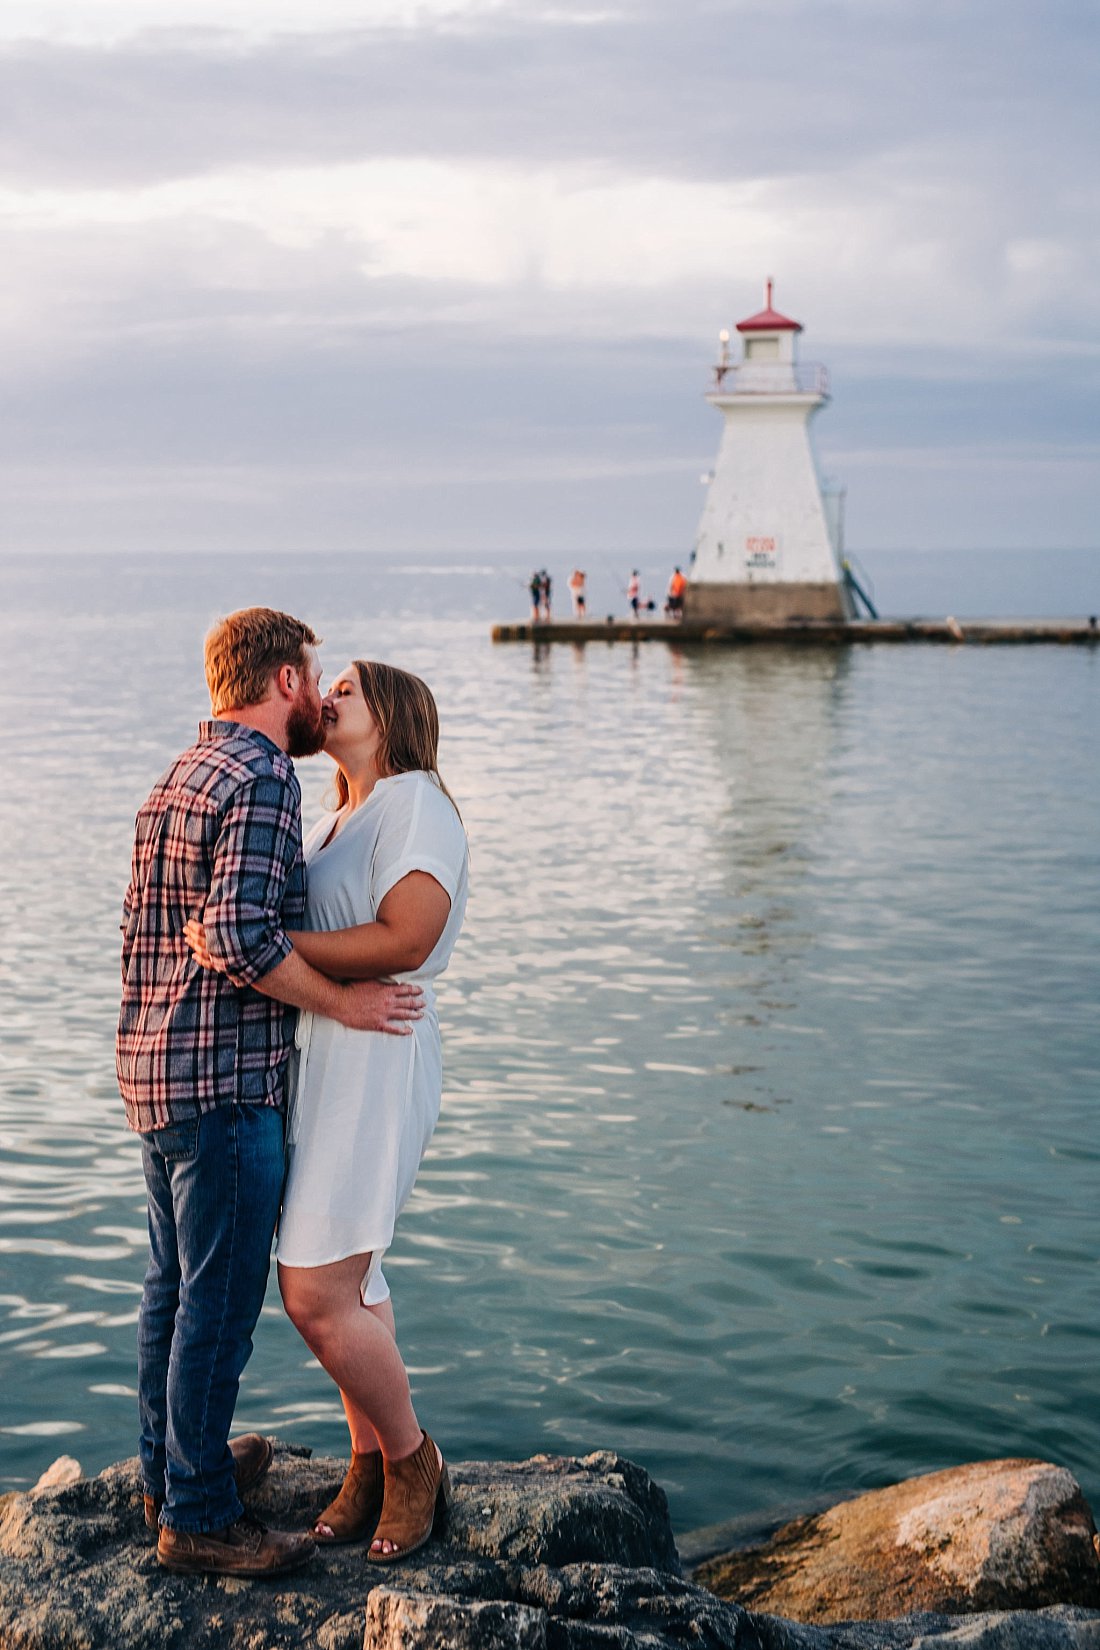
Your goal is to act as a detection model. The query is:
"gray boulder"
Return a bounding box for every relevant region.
[2,1445,1099,1650]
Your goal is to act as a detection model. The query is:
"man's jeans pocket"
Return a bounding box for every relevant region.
[146,1118,199,1162]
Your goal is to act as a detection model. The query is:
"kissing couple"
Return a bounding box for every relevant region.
[117,607,468,1577]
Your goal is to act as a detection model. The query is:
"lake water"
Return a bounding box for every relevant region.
[1,547,1098,1538]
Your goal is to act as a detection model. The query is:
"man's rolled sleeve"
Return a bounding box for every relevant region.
[204,775,298,988]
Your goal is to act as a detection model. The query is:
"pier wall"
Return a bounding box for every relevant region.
[685,581,853,624]
[491,618,1100,645]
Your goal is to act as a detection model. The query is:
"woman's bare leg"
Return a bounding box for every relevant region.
[279,1256,421,1460]
[335,1296,397,1453]
[279,1257,443,1553]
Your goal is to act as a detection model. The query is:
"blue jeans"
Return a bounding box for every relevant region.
[137,1103,284,1533]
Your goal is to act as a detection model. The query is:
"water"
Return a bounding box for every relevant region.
[1,547,1098,1537]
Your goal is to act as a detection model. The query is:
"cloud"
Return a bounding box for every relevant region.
[0,0,516,48]
[0,0,1095,552]
[3,148,1096,372]
[0,0,1095,194]
[0,0,1094,361]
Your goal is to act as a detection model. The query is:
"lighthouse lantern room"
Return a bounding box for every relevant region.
[688,281,853,623]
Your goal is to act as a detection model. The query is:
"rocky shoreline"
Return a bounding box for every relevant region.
[2,1444,1100,1649]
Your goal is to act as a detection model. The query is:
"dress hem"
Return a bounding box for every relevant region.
[276,1231,395,1269]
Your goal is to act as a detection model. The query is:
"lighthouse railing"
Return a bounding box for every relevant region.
[708,361,829,397]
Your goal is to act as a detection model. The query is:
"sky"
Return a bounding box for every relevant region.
[1,0,1097,557]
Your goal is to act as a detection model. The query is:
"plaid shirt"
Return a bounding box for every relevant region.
[117,720,306,1134]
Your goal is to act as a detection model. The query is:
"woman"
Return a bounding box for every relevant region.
[186,659,468,1564]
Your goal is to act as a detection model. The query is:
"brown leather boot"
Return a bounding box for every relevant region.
[157,1513,314,1577]
[313,1450,384,1544]
[366,1431,452,1565]
[143,1433,275,1531]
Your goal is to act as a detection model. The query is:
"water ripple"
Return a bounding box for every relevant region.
[0,554,1098,1527]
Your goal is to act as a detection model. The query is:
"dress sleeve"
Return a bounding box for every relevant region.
[371,777,467,910]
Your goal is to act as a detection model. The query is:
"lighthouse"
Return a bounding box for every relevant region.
[687,281,854,624]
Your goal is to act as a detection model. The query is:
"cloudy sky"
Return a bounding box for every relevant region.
[1,0,1097,556]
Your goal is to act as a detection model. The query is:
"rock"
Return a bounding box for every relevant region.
[2,1446,1099,1649]
[0,1443,686,1650]
[695,1459,1100,1625]
[439,1451,681,1571]
[367,1587,547,1649]
[31,1457,84,1494]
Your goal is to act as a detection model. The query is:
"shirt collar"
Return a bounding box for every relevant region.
[198,718,290,770]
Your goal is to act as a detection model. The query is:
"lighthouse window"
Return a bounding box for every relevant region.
[745,337,779,361]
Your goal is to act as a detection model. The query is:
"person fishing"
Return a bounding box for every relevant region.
[627,571,641,620]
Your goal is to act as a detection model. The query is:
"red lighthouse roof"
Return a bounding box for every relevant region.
[735,278,803,334]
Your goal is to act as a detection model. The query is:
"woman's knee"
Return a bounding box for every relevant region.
[278,1268,331,1345]
[279,1260,366,1350]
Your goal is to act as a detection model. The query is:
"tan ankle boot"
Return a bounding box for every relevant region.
[313,1450,384,1544]
[367,1431,451,1565]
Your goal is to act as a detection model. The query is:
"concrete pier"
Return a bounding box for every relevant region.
[492,617,1100,646]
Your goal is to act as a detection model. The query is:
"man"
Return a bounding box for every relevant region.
[118,607,421,1578]
[666,566,687,621]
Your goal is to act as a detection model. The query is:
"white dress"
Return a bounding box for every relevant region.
[277,771,468,1305]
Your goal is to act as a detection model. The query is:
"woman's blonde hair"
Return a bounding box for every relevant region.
[333,659,460,818]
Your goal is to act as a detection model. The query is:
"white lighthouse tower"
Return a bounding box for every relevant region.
[688,281,853,624]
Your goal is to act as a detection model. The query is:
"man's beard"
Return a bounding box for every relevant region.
[286,692,326,758]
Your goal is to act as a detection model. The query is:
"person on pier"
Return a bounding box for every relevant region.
[666,566,687,621]
[627,571,641,620]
